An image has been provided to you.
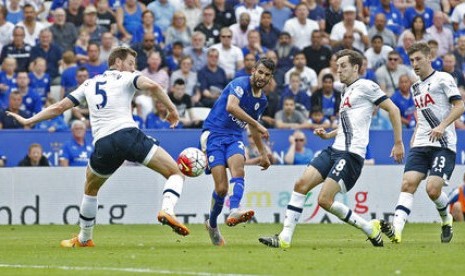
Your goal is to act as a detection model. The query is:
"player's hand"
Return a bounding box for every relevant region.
[259,153,271,170]
[429,125,445,143]
[390,142,405,163]
[5,111,28,126]
[165,109,180,128]
[256,124,270,140]
[313,128,328,139]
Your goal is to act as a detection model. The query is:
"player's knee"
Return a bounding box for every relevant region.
[294,178,308,194]
[216,187,228,197]
[425,183,441,200]
[317,193,332,211]
[400,179,417,193]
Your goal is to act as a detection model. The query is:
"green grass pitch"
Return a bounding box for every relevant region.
[0,223,463,275]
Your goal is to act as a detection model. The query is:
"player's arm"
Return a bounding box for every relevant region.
[379,98,404,163]
[226,94,269,139]
[314,128,337,139]
[6,97,74,126]
[430,99,465,142]
[249,125,271,170]
[136,75,180,127]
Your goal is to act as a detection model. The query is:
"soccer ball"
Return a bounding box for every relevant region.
[177,147,207,177]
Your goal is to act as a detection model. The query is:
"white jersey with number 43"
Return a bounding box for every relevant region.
[68,70,140,144]
[410,71,461,152]
[332,79,387,158]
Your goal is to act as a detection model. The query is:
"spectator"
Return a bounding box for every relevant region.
[330,5,368,53]
[194,5,221,47]
[284,130,313,165]
[284,52,318,94]
[15,71,42,117]
[443,53,465,94]
[426,11,453,57]
[133,10,164,47]
[398,16,431,49]
[28,57,51,103]
[370,107,392,130]
[454,36,465,73]
[184,31,208,72]
[403,0,434,29]
[369,0,404,36]
[74,29,90,65]
[59,51,78,99]
[368,13,397,48]
[132,32,165,71]
[283,3,318,50]
[302,30,332,75]
[390,74,416,129]
[165,11,192,48]
[168,78,199,128]
[331,30,364,55]
[0,57,17,109]
[275,97,307,129]
[16,4,46,47]
[180,0,202,32]
[99,32,116,63]
[360,56,378,82]
[0,6,15,52]
[96,0,117,35]
[197,47,228,108]
[260,76,280,128]
[245,127,275,165]
[242,29,267,60]
[304,106,331,130]
[211,0,236,28]
[210,27,244,80]
[141,51,169,90]
[6,0,23,25]
[318,54,343,91]
[274,31,300,76]
[257,11,280,50]
[448,173,465,222]
[145,100,182,129]
[375,51,416,97]
[80,5,107,44]
[116,0,145,44]
[324,0,343,35]
[49,8,79,52]
[170,56,198,98]
[311,73,341,123]
[235,0,263,29]
[69,67,90,123]
[395,31,415,66]
[82,42,108,77]
[306,0,326,31]
[30,28,63,83]
[147,0,175,33]
[280,71,311,112]
[451,1,465,32]
[267,0,292,31]
[0,26,32,72]
[230,12,253,49]
[427,39,443,71]
[0,91,31,129]
[59,120,93,166]
[234,53,255,78]
[364,35,393,70]
[34,97,69,132]
[165,41,184,73]
[65,0,85,28]
[18,143,49,166]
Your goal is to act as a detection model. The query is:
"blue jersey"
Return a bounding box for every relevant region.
[203,76,268,136]
[28,72,51,103]
[59,138,94,166]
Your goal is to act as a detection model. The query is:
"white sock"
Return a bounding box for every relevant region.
[393,192,414,234]
[78,194,98,242]
[280,191,306,244]
[161,174,184,215]
[329,201,372,235]
[433,192,449,223]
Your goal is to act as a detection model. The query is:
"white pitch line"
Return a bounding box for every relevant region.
[0,264,260,276]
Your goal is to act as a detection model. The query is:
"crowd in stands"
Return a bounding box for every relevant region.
[1,0,465,136]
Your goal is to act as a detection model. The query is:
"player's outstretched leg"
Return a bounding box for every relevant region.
[227,177,255,226]
[367,220,384,247]
[441,213,453,243]
[158,174,190,236]
[226,209,255,226]
[205,219,225,246]
[157,211,190,236]
[258,234,290,249]
[380,219,401,243]
[432,191,453,243]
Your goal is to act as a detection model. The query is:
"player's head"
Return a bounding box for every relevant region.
[108,46,138,71]
[335,49,363,85]
[407,42,432,80]
[251,57,275,89]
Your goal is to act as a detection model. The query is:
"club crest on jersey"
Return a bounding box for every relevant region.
[234,86,244,97]
[414,93,435,109]
[254,103,260,110]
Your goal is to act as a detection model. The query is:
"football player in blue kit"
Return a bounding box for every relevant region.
[200,57,275,246]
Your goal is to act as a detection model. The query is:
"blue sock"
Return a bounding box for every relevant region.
[209,191,225,228]
[229,177,245,210]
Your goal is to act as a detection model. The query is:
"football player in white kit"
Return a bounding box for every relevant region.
[259,49,404,248]
[380,42,465,244]
[7,47,191,247]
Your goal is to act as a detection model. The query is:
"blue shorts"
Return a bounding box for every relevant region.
[90,128,159,177]
[203,131,245,169]
[310,147,364,192]
[404,146,456,180]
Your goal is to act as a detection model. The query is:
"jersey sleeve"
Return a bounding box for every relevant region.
[67,81,88,106]
[228,80,245,100]
[440,73,462,102]
[364,81,387,105]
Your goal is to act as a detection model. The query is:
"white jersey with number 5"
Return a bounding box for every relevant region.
[332,79,387,158]
[68,70,140,144]
[410,71,461,152]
